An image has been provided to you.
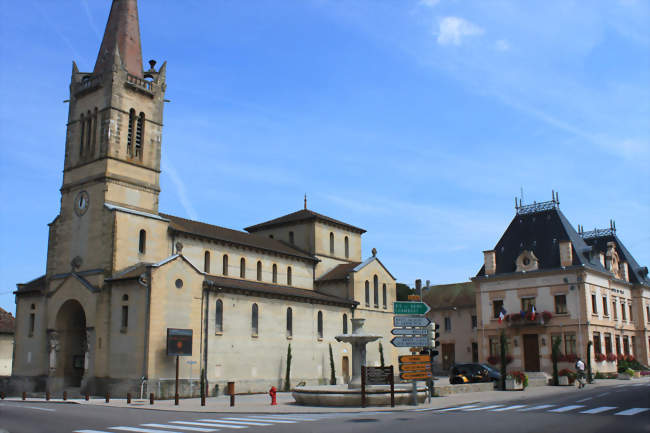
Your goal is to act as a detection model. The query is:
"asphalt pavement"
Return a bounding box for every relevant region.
[0,379,648,433]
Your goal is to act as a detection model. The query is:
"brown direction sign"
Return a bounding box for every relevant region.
[399,355,429,364]
[399,363,431,372]
[400,371,433,380]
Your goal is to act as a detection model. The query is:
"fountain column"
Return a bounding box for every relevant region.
[335,318,382,389]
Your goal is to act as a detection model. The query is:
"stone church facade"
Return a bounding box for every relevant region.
[10,0,399,397]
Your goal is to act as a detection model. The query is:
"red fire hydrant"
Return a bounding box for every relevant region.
[269,386,277,405]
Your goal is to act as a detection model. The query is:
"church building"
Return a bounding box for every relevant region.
[10,0,398,397]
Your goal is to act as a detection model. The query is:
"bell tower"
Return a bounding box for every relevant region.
[47,0,166,276]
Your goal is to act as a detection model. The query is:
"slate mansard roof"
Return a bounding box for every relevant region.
[244,209,366,234]
[476,199,649,286]
[582,230,650,286]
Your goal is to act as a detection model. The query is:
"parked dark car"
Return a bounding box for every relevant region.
[480,363,502,382]
[449,363,492,384]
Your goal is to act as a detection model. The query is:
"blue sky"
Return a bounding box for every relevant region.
[0,0,648,315]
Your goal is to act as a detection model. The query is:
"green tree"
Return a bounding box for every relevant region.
[379,342,385,368]
[329,343,337,385]
[284,343,292,392]
[396,283,415,301]
[551,336,561,386]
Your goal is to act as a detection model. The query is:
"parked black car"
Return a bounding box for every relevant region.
[449,363,493,384]
[480,363,502,382]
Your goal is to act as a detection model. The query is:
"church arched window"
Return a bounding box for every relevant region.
[373,275,379,307]
[135,112,144,158]
[251,303,259,336]
[257,260,262,281]
[344,236,349,258]
[382,283,387,309]
[365,281,370,307]
[204,251,210,273]
[215,299,223,333]
[222,254,229,276]
[287,266,292,286]
[127,108,135,157]
[138,229,146,254]
[79,113,85,157]
[330,232,334,254]
[240,258,246,278]
[342,313,348,334]
[317,311,323,339]
[286,307,293,337]
[272,264,278,283]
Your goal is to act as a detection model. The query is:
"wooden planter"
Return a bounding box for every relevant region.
[558,376,569,386]
[505,378,524,391]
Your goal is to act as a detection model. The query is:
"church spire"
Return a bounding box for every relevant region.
[93,0,143,78]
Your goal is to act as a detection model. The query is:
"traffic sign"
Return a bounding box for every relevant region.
[391,336,429,347]
[394,316,431,327]
[400,371,432,380]
[408,295,421,301]
[399,363,431,372]
[394,302,431,315]
[399,355,430,363]
[391,328,428,336]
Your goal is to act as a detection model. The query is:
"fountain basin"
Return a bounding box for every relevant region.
[292,384,428,407]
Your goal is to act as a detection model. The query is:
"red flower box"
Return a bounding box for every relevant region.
[559,354,577,363]
[541,311,553,322]
[606,353,617,362]
[595,353,606,362]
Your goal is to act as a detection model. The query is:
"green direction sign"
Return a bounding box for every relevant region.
[394,302,430,315]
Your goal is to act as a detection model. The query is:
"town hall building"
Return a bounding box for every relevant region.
[9,0,398,397]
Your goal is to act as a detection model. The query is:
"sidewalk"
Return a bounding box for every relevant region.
[3,377,647,414]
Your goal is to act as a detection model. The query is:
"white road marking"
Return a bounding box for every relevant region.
[437,404,480,412]
[198,419,269,426]
[595,392,609,397]
[580,406,617,414]
[74,431,112,433]
[549,405,584,413]
[412,407,437,412]
[141,424,217,432]
[109,427,186,433]
[263,415,320,420]
[518,404,555,411]
[464,405,503,411]
[225,417,296,424]
[170,421,245,429]
[0,404,55,412]
[576,397,592,402]
[491,405,527,412]
[614,408,650,416]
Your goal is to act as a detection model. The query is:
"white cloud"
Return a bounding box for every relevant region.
[419,0,440,7]
[162,161,199,221]
[495,39,510,51]
[437,17,484,46]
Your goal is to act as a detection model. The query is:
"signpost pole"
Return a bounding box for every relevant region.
[389,365,395,408]
[411,379,417,406]
[175,355,179,406]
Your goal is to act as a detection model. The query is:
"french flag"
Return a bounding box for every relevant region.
[531,305,536,321]
[498,307,506,324]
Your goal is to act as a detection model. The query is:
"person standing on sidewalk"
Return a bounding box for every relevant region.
[575,358,586,389]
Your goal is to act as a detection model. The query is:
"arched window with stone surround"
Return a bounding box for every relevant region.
[215,299,223,333]
[135,112,145,158]
[240,257,246,278]
[204,251,210,273]
[251,303,259,336]
[272,264,278,283]
[382,283,387,309]
[127,108,135,156]
[344,236,349,258]
[257,260,262,281]
[138,230,146,254]
[330,232,334,254]
[342,313,348,334]
[287,266,292,286]
[317,311,323,339]
[286,307,293,337]
[222,254,229,276]
[373,275,379,307]
[365,281,370,307]
[79,113,86,157]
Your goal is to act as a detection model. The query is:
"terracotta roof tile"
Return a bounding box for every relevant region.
[245,209,365,234]
[317,262,361,282]
[0,307,15,334]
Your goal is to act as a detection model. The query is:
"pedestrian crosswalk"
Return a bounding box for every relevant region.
[73,414,341,433]
[429,403,649,417]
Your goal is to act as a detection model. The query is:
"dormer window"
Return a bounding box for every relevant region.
[515,250,539,272]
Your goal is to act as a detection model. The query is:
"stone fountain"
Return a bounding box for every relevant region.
[292,317,427,406]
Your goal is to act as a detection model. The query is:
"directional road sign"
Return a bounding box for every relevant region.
[390,336,429,347]
[393,316,431,327]
[394,302,431,315]
[391,328,428,336]
[399,355,430,364]
[400,371,433,380]
[399,363,431,372]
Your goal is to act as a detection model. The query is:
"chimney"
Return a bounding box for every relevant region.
[483,250,496,276]
[559,241,573,267]
[621,262,629,282]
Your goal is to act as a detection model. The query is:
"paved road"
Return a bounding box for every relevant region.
[1,382,648,433]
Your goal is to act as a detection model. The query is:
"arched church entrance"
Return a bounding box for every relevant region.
[54,300,87,387]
